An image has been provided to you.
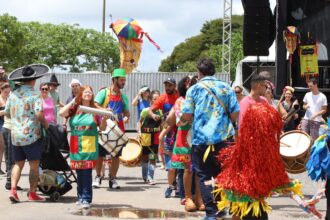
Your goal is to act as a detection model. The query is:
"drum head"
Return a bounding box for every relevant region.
[120,139,142,162]
[280,130,311,158]
[98,119,129,154]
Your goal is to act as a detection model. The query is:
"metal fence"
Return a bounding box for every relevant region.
[37,72,230,131]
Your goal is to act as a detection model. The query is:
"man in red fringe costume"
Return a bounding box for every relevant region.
[215,103,301,220]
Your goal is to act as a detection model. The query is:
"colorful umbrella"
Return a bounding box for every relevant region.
[111,18,143,39]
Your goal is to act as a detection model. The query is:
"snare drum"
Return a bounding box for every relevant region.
[280,130,312,174]
[99,119,129,157]
[119,138,142,167]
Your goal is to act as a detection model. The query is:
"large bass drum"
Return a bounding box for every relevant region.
[119,138,142,167]
[98,119,129,157]
[280,130,312,174]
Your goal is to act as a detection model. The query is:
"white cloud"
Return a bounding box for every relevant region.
[0,0,261,71]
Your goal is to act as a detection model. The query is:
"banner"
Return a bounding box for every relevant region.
[299,44,319,77]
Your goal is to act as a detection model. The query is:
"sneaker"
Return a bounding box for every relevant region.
[148,180,156,185]
[216,211,227,219]
[92,176,102,188]
[0,169,5,175]
[165,187,173,198]
[109,178,120,189]
[5,182,11,191]
[81,200,91,209]
[76,199,82,205]
[6,184,23,192]
[28,192,46,202]
[9,190,20,203]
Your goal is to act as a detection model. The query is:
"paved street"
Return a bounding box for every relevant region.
[0,161,327,220]
[0,133,327,220]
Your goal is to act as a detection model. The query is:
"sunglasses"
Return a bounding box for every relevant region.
[41,88,48,92]
[83,91,93,95]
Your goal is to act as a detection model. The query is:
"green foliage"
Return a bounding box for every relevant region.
[159,16,244,79]
[0,14,26,69]
[0,13,119,73]
[230,32,244,79]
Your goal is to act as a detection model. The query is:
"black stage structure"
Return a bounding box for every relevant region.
[276,0,330,100]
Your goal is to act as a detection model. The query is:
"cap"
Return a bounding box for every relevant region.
[69,79,82,88]
[112,68,126,78]
[163,77,176,84]
[140,85,150,92]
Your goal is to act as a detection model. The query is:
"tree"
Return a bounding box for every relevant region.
[0,14,26,70]
[0,13,120,72]
[158,16,244,79]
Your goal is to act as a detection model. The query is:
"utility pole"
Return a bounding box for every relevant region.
[101,0,106,72]
[222,0,232,75]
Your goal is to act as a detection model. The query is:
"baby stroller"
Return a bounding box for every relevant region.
[38,124,77,202]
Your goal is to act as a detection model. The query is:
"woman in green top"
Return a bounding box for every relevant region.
[60,86,107,209]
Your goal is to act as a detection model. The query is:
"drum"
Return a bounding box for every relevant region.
[280,130,312,174]
[99,119,129,157]
[119,138,142,167]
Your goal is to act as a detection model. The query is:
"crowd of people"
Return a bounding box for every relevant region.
[0,58,329,220]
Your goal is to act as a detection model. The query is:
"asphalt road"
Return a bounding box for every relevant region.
[0,133,326,220]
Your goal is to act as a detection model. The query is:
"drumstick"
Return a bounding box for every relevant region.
[78,105,118,121]
[280,142,292,148]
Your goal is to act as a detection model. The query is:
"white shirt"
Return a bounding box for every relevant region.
[303,91,327,122]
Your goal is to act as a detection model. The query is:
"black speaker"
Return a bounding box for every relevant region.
[242,0,275,56]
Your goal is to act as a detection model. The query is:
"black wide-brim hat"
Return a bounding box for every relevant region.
[48,73,61,86]
[8,64,49,82]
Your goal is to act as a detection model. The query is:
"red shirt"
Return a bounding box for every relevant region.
[151,92,179,115]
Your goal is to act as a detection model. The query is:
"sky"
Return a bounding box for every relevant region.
[0,0,275,72]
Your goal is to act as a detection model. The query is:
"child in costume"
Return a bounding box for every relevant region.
[306,118,330,219]
[215,103,302,220]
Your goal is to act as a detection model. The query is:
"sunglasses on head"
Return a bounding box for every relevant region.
[41,88,48,92]
[1,85,10,89]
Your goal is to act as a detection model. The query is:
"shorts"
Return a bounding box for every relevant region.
[142,144,159,158]
[13,139,43,162]
[98,144,122,158]
[164,145,173,170]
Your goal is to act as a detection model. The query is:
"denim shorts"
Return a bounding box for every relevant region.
[164,145,173,170]
[13,139,43,161]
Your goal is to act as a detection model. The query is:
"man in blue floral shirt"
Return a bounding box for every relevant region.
[181,58,239,220]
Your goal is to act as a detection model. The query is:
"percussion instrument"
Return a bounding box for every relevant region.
[99,119,128,157]
[280,130,312,174]
[284,104,300,123]
[119,138,142,167]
